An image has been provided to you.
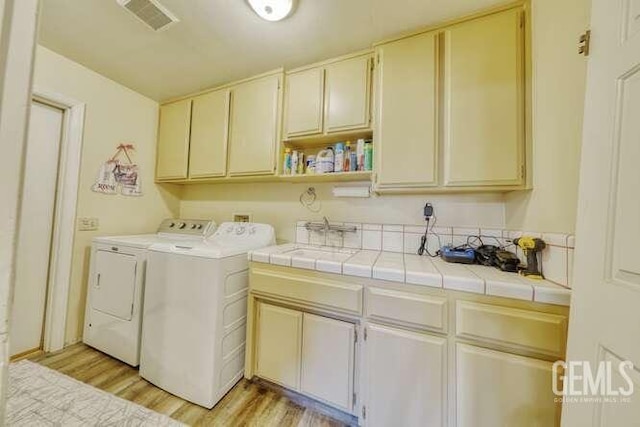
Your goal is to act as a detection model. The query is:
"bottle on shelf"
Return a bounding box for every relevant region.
[283,148,292,175]
[364,142,373,171]
[306,155,316,174]
[291,150,299,176]
[356,139,365,171]
[316,146,334,174]
[343,141,351,172]
[334,142,344,173]
[297,152,305,175]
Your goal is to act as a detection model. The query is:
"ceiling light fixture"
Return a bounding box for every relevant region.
[247,0,296,22]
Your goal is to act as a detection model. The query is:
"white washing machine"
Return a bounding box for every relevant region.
[140,222,275,408]
[83,219,214,366]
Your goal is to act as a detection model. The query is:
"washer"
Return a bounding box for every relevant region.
[83,218,214,367]
[140,222,275,408]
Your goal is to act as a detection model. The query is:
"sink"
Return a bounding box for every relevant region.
[284,247,357,262]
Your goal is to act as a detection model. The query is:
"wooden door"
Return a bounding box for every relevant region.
[324,55,371,133]
[255,303,302,389]
[228,74,280,176]
[188,89,229,178]
[456,344,558,427]
[300,313,355,411]
[156,99,191,180]
[563,0,640,424]
[375,32,438,188]
[442,8,524,186]
[284,68,324,138]
[365,323,446,427]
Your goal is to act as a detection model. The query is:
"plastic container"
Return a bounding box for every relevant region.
[283,148,292,175]
[291,150,299,176]
[306,155,316,174]
[356,139,365,171]
[350,150,357,172]
[343,141,352,172]
[297,152,305,174]
[334,142,345,173]
[364,142,373,171]
[316,147,334,174]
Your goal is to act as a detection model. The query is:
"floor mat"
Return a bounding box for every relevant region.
[7,360,185,426]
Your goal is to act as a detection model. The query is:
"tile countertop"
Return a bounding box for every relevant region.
[249,244,571,307]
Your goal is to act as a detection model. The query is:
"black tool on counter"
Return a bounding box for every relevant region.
[494,250,520,272]
[475,245,500,266]
[513,237,546,279]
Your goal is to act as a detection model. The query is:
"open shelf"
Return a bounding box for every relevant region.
[278,171,372,183]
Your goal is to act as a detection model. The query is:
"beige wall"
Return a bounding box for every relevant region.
[505,0,591,233]
[180,183,505,243]
[33,46,181,344]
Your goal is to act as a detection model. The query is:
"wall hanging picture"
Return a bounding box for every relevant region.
[92,143,142,196]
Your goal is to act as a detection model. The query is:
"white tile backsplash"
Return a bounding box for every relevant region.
[382,231,403,253]
[362,229,382,251]
[293,219,575,287]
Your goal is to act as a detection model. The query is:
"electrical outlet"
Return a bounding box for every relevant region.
[233,213,252,223]
[78,217,99,231]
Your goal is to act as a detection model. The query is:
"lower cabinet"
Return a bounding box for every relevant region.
[255,303,302,389]
[365,323,447,427]
[456,343,559,427]
[255,302,356,412]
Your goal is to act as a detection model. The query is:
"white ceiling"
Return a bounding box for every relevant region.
[38,0,509,101]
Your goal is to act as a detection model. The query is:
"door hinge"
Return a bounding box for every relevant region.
[578,30,591,56]
[362,405,367,419]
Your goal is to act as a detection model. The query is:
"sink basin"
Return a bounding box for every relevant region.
[285,247,357,262]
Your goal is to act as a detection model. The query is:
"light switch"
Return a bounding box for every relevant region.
[78,217,99,231]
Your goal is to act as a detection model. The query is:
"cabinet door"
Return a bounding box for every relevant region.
[284,68,324,138]
[301,314,355,411]
[456,344,560,427]
[443,9,524,186]
[156,99,192,180]
[376,32,438,188]
[188,89,230,178]
[365,323,447,427]
[255,303,302,389]
[228,74,280,176]
[324,55,371,133]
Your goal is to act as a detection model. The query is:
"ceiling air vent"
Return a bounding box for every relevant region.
[117,0,179,31]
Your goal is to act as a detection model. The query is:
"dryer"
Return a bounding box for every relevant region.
[83,219,213,366]
[140,222,275,408]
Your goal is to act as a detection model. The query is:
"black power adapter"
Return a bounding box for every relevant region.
[418,202,435,256]
[424,202,434,221]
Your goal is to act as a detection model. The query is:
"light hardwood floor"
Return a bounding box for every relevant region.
[26,343,351,427]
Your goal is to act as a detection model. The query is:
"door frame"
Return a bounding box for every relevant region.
[32,87,85,352]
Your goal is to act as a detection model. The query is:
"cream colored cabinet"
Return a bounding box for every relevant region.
[156,99,192,181]
[375,32,438,189]
[301,314,355,411]
[228,73,281,176]
[255,302,302,389]
[188,89,230,178]
[284,68,324,137]
[442,8,524,186]
[365,323,447,427]
[456,343,559,427]
[283,54,372,140]
[324,54,372,133]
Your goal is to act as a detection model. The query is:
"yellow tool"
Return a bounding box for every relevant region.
[513,237,546,279]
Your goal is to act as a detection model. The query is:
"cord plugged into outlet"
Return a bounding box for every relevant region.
[418,202,438,256]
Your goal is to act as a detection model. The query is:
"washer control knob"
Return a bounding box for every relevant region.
[169,222,175,228]
[190,224,197,229]
[197,224,203,229]
[178,222,186,229]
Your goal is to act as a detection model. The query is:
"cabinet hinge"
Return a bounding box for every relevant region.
[519,12,524,28]
[362,405,367,419]
[353,392,357,407]
[354,329,358,343]
[520,164,525,179]
[130,303,134,316]
[578,30,591,56]
[364,327,368,341]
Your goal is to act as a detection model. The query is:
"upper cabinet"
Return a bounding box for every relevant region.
[156,99,192,181]
[228,73,281,176]
[188,89,230,179]
[374,6,526,192]
[283,53,373,140]
[442,8,525,187]
[375,31,439,189]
